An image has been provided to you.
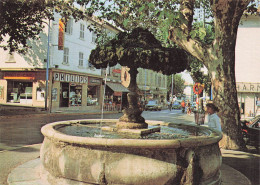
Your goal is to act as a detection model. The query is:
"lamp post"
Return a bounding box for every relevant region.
[171,74,174,101]
[144,69,147,100]
[45,19,50,111]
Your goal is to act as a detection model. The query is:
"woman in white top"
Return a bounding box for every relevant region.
[206,103,222,132]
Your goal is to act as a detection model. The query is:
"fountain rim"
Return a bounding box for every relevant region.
[41,119,222,149]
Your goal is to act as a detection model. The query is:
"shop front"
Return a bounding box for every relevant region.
[51,72,103,111]
[104,82,129,111]
[237,82,260,117]
[87,77,101,106]
[0,71,46,106]
[138,86,151,102]
[52,72,88,109]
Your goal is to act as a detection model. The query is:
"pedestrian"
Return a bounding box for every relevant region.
[206,103,222,132]
[169,101,172,111]
[181,100,186,113]
[187,100,191,115]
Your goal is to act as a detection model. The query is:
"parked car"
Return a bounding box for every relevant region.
[191,102,197,112]
[241,115,260,148]
[145,100,162,111]
[172,101,181,109]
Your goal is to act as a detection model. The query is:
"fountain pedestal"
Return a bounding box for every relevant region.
[117,91,148,129]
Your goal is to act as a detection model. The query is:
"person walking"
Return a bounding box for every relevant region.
[168,101,172,111]
[187,100,191,115]
[206,103,222,132]
[181,100,186,113]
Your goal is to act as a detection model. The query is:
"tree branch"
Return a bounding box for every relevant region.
[168,0,212,68]
[168,28,211,68]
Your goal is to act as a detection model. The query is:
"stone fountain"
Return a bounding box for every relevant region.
[40,28,222,185]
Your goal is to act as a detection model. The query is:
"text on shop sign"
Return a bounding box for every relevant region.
[53,72,88,83]
[236,83,260,92]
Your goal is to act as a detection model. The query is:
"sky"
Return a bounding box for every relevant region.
[180,71,194,85]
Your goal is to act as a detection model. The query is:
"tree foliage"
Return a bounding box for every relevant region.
[167,74,185,96]
[0,0,85,53]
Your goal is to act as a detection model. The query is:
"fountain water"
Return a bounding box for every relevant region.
[95,64,109,138]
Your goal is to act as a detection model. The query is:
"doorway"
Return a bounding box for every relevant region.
[60,82,69,107]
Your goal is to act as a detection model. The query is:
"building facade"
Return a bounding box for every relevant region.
[235,13,260,117]
[0,13,119,112]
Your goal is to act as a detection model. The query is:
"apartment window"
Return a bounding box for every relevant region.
[63,48,69,64]
[162,76,165,88]
[79,52,84,66]
[92,32,97,43]
[80,23,85,39]
[158,75,161,87]
[150,72,153,85]
[5,53,16,63]
[65,18,73,34]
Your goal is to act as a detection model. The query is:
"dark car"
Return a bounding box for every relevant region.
[241,115,260,148]
[145,100,162,111]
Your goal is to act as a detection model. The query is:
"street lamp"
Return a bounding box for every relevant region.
[170,74,174,102]
[45,19,50,111]
[144,69,147,100]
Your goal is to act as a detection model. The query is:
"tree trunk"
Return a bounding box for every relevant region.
[208,0,248,150]
[209,42,245,150]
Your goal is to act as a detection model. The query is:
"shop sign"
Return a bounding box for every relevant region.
[236,82,260,93]
[114,92,122,96]
[53,72,88,84]
[4,72,35,80]
[88,77,101,85]
[52,88,58,101]
[112,69,121,73]
[58,18,65,50]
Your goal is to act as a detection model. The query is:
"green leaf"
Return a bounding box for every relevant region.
[148,3,155,9]
[199,27,206,40]
[123,19,129,27]
[138,5,146,13]
[190,30,197,39]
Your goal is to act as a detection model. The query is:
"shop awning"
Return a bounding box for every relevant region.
[106,82,129,93]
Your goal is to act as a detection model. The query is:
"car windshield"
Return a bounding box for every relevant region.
[147,101,157,105]
[248,116,260,127]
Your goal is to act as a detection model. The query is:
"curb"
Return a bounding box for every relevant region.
[0,110,120,119]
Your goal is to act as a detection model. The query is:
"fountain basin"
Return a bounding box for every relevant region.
[40,119,222,185]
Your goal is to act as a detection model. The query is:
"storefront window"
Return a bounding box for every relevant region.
[69,84,82,106]
[7,81,32,103]
[87,85,99,106]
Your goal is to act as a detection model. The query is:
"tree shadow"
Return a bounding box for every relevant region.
[221,151,260,185]
[22,31,48,68]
